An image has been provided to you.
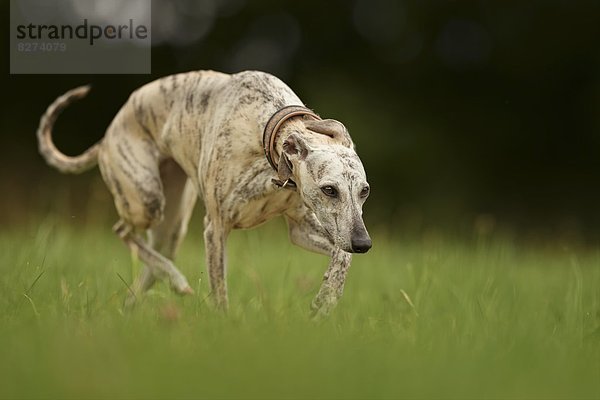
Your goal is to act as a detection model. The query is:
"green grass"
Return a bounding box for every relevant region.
[1,216,599,399]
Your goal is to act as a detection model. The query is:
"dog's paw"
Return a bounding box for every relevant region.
[169,273,194,296]
[171,279,194,296]
[180,286,194,295]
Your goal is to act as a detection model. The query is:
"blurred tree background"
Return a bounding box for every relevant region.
[1,0,600,239]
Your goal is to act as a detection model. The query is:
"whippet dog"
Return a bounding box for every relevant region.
[37,70,372,316]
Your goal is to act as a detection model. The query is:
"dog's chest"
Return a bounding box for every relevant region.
[231,189,297,229]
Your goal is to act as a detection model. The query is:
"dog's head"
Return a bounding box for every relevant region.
[278,119,372,253]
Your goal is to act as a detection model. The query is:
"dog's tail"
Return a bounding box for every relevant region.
[37,85,101,174]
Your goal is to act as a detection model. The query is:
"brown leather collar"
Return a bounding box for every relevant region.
[262,105,321,173]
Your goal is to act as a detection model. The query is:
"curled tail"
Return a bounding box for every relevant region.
[37,85,101,174]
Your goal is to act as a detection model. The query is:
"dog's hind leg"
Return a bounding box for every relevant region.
[149,160,197,264]
[114,220,193,296]
[99,118,193,301]
[127,160,198,303]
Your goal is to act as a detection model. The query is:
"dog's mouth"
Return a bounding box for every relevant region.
[322,227,357,254]
[322,225,335,242]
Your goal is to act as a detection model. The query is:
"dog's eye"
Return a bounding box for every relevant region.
[321,186,338,197]
[360,186,370,197]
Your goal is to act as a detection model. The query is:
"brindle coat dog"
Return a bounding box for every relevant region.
[38,70,371,316]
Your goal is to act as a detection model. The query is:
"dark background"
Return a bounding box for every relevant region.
[2,0,600,239]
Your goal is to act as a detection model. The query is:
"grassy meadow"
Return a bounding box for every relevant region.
[1,214,600,399]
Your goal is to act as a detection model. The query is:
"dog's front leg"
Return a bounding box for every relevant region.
[203,216,229,310]
[286,208,353,318]
[311,248,352,318]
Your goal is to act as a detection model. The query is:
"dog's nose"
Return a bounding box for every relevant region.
[351,237,372,253]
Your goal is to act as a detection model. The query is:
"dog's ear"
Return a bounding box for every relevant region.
[304,119,353,148]
[283,133,311,160]
[277,152,294,183]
